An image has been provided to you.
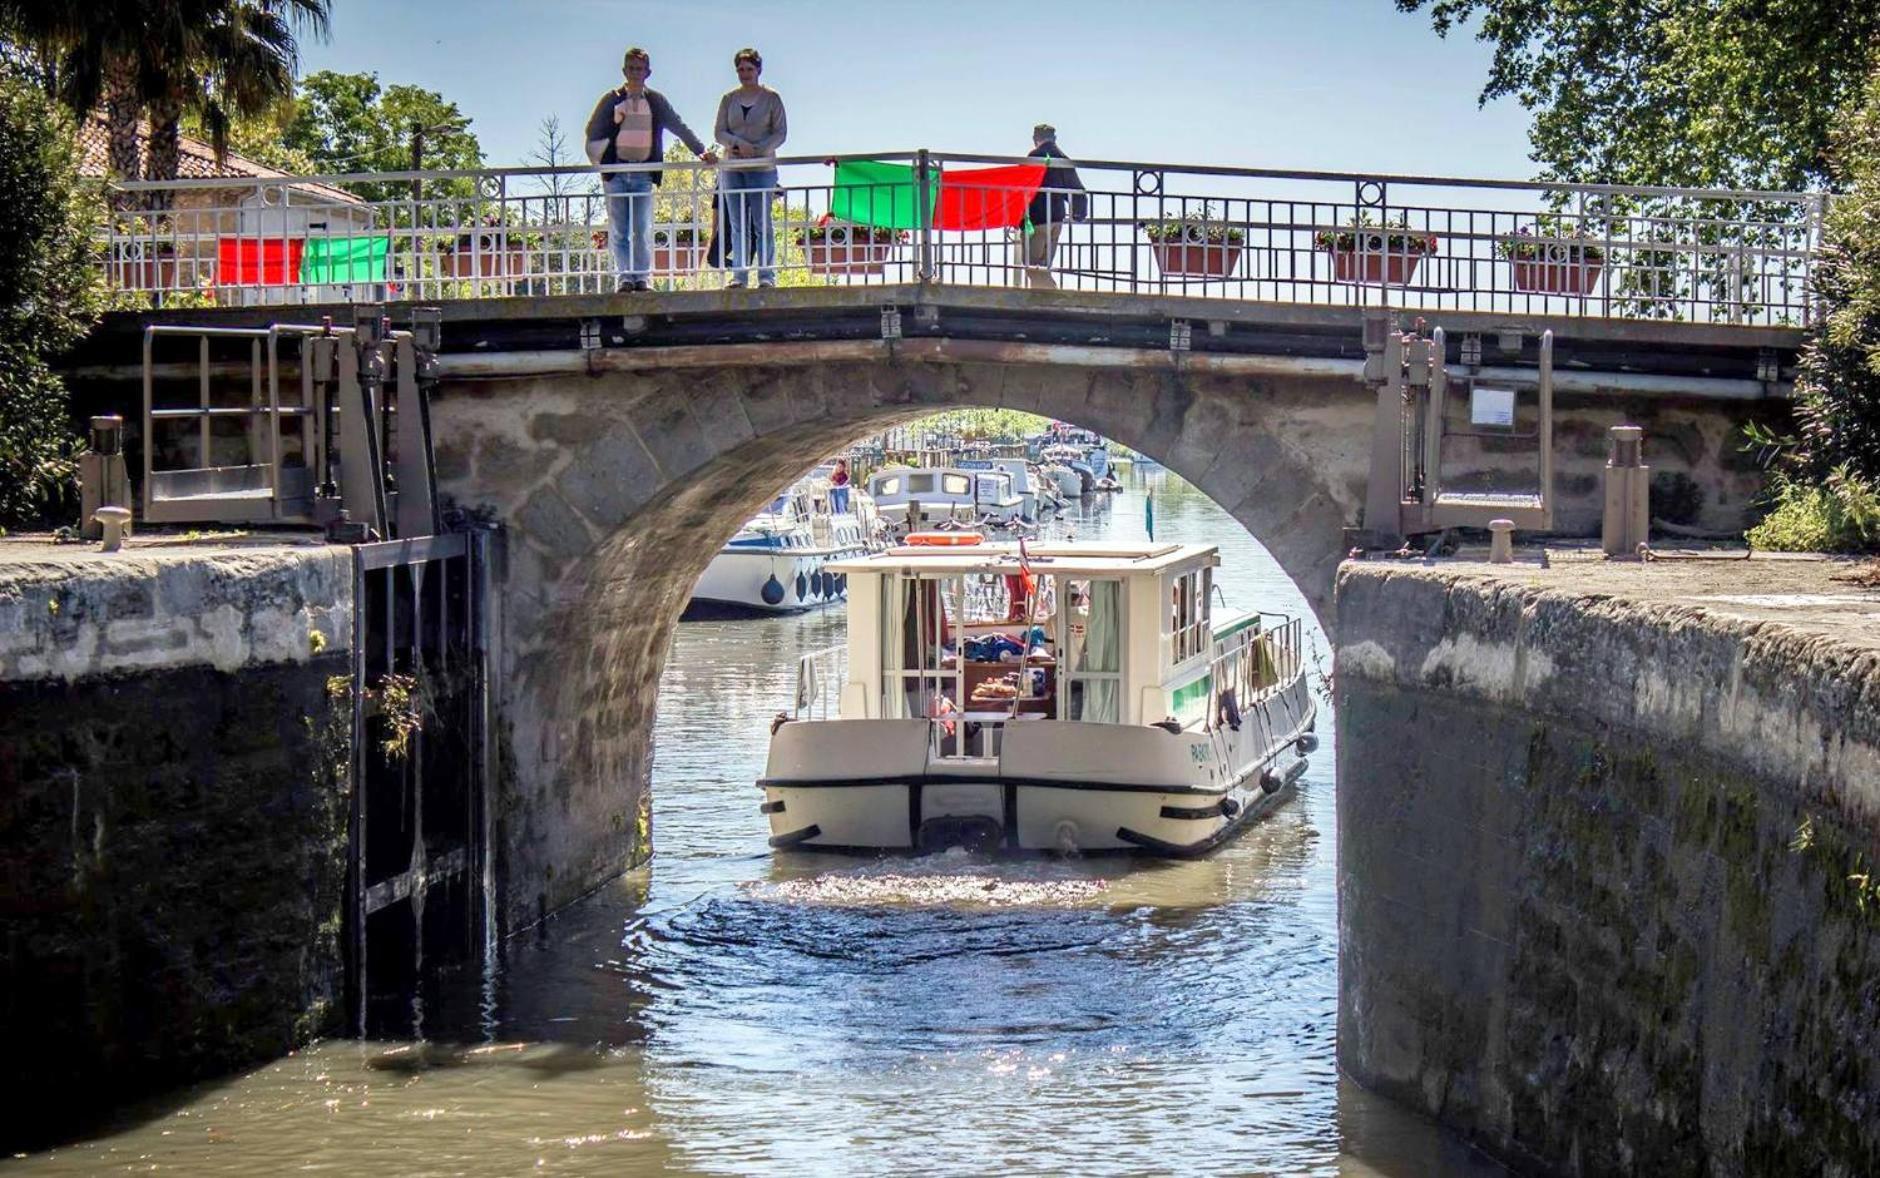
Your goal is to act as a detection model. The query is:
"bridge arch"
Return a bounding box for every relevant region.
[430,353,1362,928]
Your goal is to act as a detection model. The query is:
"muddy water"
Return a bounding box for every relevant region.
[10,467,1503,1176]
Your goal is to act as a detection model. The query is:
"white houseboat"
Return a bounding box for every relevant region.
[760,536,1318,855]
[865,465,1026,532]
[687,475,881,616]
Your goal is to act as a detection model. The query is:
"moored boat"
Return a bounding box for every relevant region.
[760,535,1317,855]
[687,474,882,617]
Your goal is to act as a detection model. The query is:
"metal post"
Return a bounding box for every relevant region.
[1538,330,1555,529]
[1423,327,1447,512]
[1363,316,1406,540]
[916,149,934,283]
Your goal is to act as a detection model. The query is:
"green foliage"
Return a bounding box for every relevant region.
[1792,67,1880,485]
[281,70,483,202]
[1745,468,1880,553]
[1142,204,1245,245]
[1313,214,1436,254]
[1396,0,1880,190]
[0,73,103,527]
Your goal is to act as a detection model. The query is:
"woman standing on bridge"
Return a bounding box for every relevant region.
[715,48,788,288]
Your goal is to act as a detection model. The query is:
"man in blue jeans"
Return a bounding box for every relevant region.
[584,47,716,292]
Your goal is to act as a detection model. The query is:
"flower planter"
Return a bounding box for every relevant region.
[438,249,528,279]
[798,227,896,275]
[1150,240,1244,279]
[587,228,707,274]
[112,256,180,291]
[1324,247,1428,285]
[651,228,706,275]
[1510,257,1603,296]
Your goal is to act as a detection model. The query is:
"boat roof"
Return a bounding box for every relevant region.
[826,541,1217,577]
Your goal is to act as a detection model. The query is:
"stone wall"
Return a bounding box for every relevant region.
[1335,565,1880,1176]
[0,544,353,1150]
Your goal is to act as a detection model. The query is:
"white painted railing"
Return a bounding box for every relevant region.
[102,150,1826,326]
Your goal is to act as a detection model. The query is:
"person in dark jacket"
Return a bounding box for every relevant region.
[1022,124,1088,290]
[585,47,716,292]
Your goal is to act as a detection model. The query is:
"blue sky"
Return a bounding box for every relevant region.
[301,0,1535,178]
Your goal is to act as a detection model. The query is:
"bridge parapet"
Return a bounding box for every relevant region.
[102,151,1825,327]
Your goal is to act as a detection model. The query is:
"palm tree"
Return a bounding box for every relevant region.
[0,0,328,202]
[144,0,332,201]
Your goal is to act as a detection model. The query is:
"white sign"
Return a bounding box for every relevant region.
[1471,386,1517,428]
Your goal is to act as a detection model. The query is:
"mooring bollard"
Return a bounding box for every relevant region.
[93,506,132,553]
[1488,518,1515,563]
[1602,425,1650,557]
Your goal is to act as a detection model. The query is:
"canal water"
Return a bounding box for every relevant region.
[11,467,1503,1176]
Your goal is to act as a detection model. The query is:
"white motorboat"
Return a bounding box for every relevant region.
[865,465,1026,532]
[760,535,1318,855]
[687,474,882,616]
[955,457,1061,522]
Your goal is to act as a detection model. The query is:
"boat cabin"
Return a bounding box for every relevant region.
[865,466,1024,528]
[824,539,1271,749]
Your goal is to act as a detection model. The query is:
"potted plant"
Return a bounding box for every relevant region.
[1314,215,1438,285]
[1142,207,1245,278]
[1500,216,1606,295]
[650,223,707,275]
[437,224,528,279]
[797,220,902,275]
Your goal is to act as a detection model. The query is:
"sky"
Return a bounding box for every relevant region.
[299,0,1536,179]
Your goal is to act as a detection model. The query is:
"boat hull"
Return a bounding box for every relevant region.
[759,679,1316,855]
[688,546,864,617]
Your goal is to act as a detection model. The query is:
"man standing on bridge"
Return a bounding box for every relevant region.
[1022,124,1088,290]
[585,48,717,293]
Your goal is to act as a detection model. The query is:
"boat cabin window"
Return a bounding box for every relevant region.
[1169,568,1212,663]
[941,473,971,496]
[908,473,936,494]
[875,475,902,496]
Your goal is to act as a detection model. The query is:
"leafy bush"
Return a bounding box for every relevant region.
[1792,65,1880,487]
[0,73,105,528]
[1314,214,1436,255]
[1746,468,1880,552]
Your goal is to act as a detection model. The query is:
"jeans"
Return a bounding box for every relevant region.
[604,171,655,284]
[721,166,777,284]
[831,484,850,513]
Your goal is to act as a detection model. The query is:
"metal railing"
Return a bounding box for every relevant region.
[102,150,1826,326]
[792,643,846,721]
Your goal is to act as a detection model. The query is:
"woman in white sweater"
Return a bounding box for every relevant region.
[714,48,789,287]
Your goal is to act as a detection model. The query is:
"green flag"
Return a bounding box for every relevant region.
[299,235,390,284]
[830,160,938,231]
[1145,490,1155,541]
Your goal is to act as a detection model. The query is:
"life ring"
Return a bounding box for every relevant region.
[907,531,983,546]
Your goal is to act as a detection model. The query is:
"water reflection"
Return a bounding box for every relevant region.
[8,466,1503,1177]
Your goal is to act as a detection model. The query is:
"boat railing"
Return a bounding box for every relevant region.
[1201,615,1305,731]
[793,643,847,721]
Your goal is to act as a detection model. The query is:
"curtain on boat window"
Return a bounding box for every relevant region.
[881,574,907,717]
[1079,579,1121,723]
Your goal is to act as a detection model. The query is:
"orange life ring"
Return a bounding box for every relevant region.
[906,531,983,547]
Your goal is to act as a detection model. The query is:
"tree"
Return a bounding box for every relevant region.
[0,0,329,198]
[1395,0,1880,191]
[281,70,483,203]
[0,72,104,527]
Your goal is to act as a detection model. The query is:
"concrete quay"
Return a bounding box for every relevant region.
[0,534,353,1148]
[1336,547,1880,1177]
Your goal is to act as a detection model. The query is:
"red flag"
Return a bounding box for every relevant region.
[216,238,306,286]
[933,163,1047,231]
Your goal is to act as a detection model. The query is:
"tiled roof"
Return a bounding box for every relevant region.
[76,115,363,204]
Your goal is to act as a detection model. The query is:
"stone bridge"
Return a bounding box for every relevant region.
[74,284,1803,928]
